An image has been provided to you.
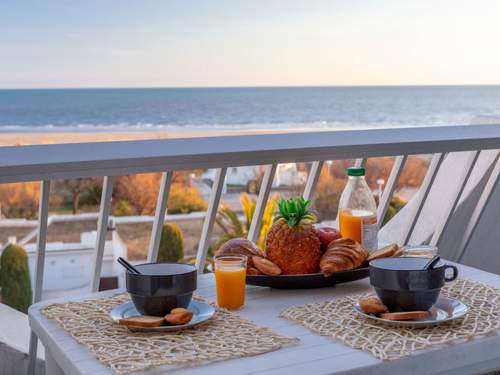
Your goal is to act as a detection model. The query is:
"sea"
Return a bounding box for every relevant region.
[0,85,500,132]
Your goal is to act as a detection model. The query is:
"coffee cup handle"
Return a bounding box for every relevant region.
[444,264,458,282]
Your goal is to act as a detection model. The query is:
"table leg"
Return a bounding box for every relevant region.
[45,349,65,375]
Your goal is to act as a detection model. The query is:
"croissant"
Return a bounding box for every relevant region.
[320,238,369,277]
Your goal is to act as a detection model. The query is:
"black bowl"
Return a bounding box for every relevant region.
[369,257,457,312]
[126,263,197,316]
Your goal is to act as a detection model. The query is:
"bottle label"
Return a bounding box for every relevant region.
[361,221,378,251]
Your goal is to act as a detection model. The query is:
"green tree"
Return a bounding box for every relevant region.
[55,178,94,214]
[157,223,184,263]
[0,244,33,313]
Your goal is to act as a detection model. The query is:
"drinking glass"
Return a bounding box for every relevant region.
[214,255,247,310]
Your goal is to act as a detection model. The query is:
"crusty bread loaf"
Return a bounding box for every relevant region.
[119,315,165,328]
[215,238,264,268]
[320,238,369,277]
[380,311,430,321]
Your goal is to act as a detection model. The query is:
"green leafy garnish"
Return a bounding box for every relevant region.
[274,196,316,227]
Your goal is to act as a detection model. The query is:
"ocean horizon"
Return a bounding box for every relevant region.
[1,85,499,133]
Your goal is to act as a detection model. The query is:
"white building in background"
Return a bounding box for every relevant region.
[201,163,306,188]
[23,231,127,300]
[275,163,307,186]
[208,165,260,186]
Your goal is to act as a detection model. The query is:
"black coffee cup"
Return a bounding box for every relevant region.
[126,263,197,316]
[369,257,458,312]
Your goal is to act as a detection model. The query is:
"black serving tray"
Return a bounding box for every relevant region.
[246,267,369,289]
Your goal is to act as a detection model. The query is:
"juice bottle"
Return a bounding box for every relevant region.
[338,167,378,251]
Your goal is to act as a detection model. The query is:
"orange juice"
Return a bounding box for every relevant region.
[214,255,247,310]
[339,209,377,246]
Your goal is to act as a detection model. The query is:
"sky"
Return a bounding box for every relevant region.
[1,0,500,89]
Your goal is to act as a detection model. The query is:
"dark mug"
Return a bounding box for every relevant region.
[369,257,458,312]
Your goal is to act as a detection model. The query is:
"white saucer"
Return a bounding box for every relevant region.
[354,296,468,328]
[110,300,215,332]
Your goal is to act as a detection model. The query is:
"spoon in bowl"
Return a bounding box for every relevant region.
[117,257,142,275]
[424,255,441,270]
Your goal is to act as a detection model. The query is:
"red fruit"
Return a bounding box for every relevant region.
[316,227,342,249]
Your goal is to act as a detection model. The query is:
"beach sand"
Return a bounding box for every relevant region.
[0,129,291,147]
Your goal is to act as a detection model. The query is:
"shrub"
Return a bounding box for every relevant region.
[167,184,208,214]
[0,244,33,313]
[113,199,136,216]
[80,178,102,206]
[158,223,184,263]
[115,173,161,215]
[0,182,40,219]
[115,174,207,215]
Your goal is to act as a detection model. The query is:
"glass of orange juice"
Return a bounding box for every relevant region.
[214,255,247,310]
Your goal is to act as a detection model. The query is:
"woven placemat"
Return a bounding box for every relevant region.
[280,278,500,361]
[42,294,297,374]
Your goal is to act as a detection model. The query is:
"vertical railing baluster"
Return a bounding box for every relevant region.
[247,164,277,243]
[27,180,51,375]
[456,153,500,262]
[147,171,173,262]
[303,161,324,201]
[377,155,407,227]
[195,168,227,274]
[90,176,114,292]
[400,153,445,245]
[430,151,480,246]
[354,158,366,168]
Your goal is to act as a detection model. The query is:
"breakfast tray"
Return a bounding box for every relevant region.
[280,278,500,361]
[42,294,297,374]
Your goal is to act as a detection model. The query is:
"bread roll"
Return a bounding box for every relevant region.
[215,238,264,268]
[367,243,399,262]
[252,256,282,276]
[359,296,388,314]
[380,311,430,321]
[119,316,165,328]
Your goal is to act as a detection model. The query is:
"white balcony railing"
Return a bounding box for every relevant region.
[1,124,500,373]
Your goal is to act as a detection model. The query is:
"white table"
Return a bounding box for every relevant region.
[29,263,500,375]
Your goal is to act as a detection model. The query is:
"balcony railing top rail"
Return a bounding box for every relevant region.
[1,124,499,183]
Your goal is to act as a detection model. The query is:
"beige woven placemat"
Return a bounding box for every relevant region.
[42,294,297,374]
[280,278,500,361]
